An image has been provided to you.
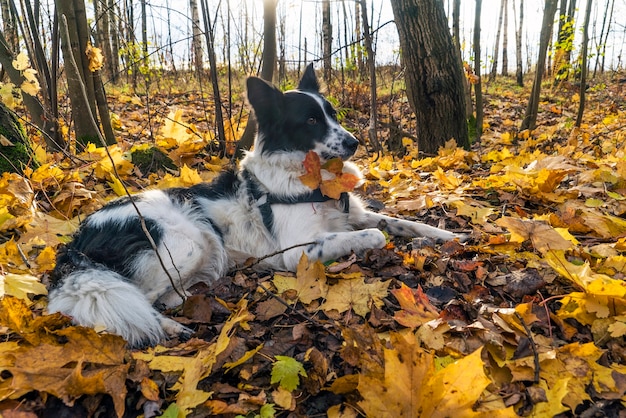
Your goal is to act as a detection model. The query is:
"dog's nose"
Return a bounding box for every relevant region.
[343,135,359,154]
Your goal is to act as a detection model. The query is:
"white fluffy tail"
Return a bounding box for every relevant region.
[47,268,169,347]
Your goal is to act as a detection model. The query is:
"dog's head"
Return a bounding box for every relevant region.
[246,64,359,162]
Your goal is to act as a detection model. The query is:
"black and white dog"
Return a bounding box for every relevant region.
[48,65,461,347]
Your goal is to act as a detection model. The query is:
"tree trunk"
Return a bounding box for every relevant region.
[190,0,203,75]
[452,0,472,119]
[354,0,364,77]
[140,0,149,78]
[520,0,558,131]
[593,0,614,76]
[98,0,115,82]
[390,0,470,154]
[0,101,37,173]
[322,0,332,83]
[58,13,101,146]
[473,0,483,141]
[501,0,509,76]
[575,0,592,127]
[360,0,380,154]
[514,0,524,86]
[236,0,277,155]
[108,0,120,83]
[1,0,18,53]
[200,0,226,153]
[56,1,101,146]
[489,0,505,82]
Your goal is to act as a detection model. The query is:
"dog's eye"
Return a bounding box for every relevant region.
[307,117,317,125]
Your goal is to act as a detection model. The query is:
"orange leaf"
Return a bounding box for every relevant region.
[299,151,322,189]
[319,171,360,199]
[392,283,439,328]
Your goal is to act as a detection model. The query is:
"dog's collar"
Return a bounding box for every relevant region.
[242,169,350,234]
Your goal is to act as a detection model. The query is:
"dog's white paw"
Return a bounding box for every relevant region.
[355,229,387,251]
[160,317,193,341]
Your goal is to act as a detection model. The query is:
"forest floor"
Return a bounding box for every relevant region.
[1,72,626,417]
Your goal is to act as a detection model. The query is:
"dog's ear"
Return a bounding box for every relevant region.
[246,77,283,123]
[297,63,319,92]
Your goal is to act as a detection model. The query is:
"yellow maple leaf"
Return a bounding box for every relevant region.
[20,68,40,96]
[358,334,515,417]
[0,273,47,300]
[432,167,462,189]
[135,300,254,414]
[496,217,573,253]
[85,43,104,72]
[107,174,127,196]
[453,201,494,225]
[273,254,328,304]
[12,52,30,71]
[321,275,389,317]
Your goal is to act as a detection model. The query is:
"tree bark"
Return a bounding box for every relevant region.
[200,0,226,152]
[56,1,101,146]
[0,100,37,173]
[390,0,470,154]
[489,0,505,82]
[322,0,332,83]
[1,0,18,53]
[501,0,509,76]
[513,0,524,86]
[236,0,277,155]
[190,0,203,75]
[360,0,380,154]
[575,0,592,127]
[108,0,120,83]
[140,0,149,78]
[593,0,614,76]
[473,0,483,141]
[521,0,558,131]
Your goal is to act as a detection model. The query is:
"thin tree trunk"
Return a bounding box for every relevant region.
[190,0,203,76]
[474,0,483,141]
[452,0,472,119]
[514,0,524,86]
[200,0,226,151]
[58,13,100,146]
[521,0,558,131]
[489,0,505,82]
[0,0,18,52]
[501,0,509,76]
[322,0,332,83]
[575,0,592,127]
[140,0,148,79]
[0,29,60,148]
[236,0,277,155]
[359,0,380,154]
[355,0,364,77]
[593,0,614,76]
[99,0,114,82]
[108,0,119,83]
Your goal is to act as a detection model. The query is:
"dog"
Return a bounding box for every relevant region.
[47,64,462,347]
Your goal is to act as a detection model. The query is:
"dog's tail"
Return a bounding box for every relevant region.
[47,265,166,347]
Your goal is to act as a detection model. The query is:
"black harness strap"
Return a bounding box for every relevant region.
[243,169,350,234]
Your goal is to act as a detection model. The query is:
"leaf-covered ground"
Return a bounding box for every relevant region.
[1,75,626,417]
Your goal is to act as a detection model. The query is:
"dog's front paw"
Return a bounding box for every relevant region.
[355,229,387,251]
[160,317,193,341]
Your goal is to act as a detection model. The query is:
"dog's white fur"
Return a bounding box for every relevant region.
[47,66,461,347]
